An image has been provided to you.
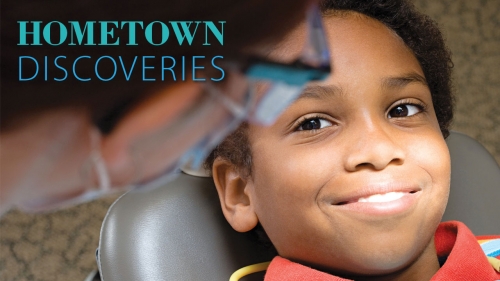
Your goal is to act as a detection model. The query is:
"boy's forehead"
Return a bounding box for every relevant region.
[267,12,384,57]
[266,11,425,108]
[281,16,427,108]
[322,13,414,63]
[268,11,415,70]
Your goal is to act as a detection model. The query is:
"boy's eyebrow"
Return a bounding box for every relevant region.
[381,72,428,89]
[298,84,345,100]
[296,72,427,101]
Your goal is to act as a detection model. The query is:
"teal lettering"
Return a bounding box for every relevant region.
[43,21,68,46]
[142,56,155,81]
[203,21,224,46]
[192,56,205,81]
[18,21,42,45]
[95,56,117,81]
[69,21,96,45]
[161,56,176,81]
[99,21,119,45]
[119,56,138,80]
[121,21,144,45]
[145,21,169,46]
[44,56,48,80]
[170,21,200,45]
[54,56,68,81]
[19,56,39,81]
[211,56,225,82]
[73,56,91,81]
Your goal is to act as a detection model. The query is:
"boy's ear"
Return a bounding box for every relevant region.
[212,158,258,232]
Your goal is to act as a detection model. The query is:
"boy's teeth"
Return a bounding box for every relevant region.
[357,192,405,203]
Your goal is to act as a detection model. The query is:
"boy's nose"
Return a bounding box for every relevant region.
[344,120,405,172]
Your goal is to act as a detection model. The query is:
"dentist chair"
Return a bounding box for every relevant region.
[97,131,500,281]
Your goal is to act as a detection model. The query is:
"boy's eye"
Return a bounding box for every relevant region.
[388,104,421,118]
[297,118,333,131]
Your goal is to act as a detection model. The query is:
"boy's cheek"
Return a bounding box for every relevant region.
[410,131,451,182]
[407,131,451,211]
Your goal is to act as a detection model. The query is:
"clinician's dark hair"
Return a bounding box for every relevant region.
[1,0,309,132]
[206,0,454,177]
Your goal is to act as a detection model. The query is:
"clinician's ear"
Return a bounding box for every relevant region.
[100,81,202,185]
[212,157,258,232]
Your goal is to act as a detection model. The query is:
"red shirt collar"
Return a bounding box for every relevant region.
[264,221,500,281]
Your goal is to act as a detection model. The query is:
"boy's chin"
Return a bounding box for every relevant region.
[329,205,444,276]
[345,247,426,276]
[296,222,440,278]
[354,240,437,279]
[310,249,428,279]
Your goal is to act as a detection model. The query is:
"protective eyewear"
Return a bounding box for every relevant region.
[21,4,331,212]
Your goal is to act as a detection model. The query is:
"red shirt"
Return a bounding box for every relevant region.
[264,221,500,281]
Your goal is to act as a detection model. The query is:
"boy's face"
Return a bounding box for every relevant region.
[242,14,451,275]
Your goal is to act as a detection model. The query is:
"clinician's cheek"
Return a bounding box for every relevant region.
[100,82,202,186]
[102,73,249,186]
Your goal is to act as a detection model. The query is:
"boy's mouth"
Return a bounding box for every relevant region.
[336,190,418,205]
[330,185,422,217]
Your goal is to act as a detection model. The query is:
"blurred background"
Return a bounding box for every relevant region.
[1,0,499,280]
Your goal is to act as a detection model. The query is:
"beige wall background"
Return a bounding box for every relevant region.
[1,1,499,280]
[416,0,499,164]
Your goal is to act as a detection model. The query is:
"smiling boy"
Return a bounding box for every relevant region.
[205,0,500,280]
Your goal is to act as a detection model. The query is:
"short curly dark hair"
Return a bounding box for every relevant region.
[205,0,454,177]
